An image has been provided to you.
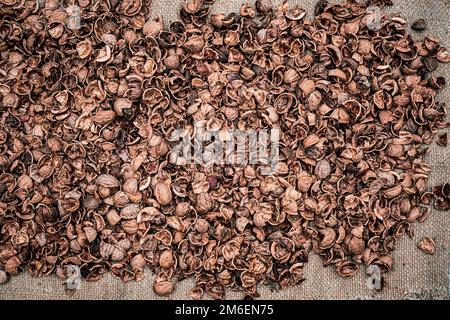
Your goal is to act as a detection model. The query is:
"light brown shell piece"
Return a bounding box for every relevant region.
[106,209,121,226]
[319,228,336,249]
[120,204,140,220]
[83,227,97,243]
[76,40,92,59]
[154,182,172,206]
[383,185,402,199]
[153,279,175,296]
[196,193,214,213]
[96,174,120,188]
[315,159,331,179]
[95,46,112,62]
[417,237,436,255]
[336,260,359,277]
[159,250,175,269]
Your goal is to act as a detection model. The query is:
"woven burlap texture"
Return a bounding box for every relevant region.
[1,0,449,300]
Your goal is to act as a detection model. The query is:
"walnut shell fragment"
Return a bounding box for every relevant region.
[417,237,436,255]
[437,133,447,146]
[153,279,175,296]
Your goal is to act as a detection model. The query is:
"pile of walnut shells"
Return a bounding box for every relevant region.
[0,0,449,299]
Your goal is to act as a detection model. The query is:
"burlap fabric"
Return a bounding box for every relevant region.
[0,0,449,300]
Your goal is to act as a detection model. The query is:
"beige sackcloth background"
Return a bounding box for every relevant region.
[0,0,449,300]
